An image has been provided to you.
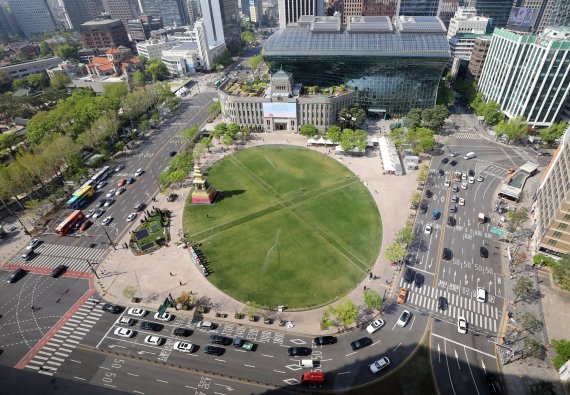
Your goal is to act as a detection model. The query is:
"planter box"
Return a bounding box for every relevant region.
[263,318,273,324]
[249,315,258,322]
[235,313,245,319]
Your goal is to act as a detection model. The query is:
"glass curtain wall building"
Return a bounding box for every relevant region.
[263,15,449,116]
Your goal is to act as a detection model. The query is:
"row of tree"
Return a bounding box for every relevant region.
[405,105,449,131]
[384,223,414,264]
[320,289,383,329]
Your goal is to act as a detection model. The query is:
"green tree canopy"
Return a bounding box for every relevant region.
[552,339,570,369]
[506,207,529,234]
[241,30,256,45]
[405,108,422,129]
[246,54,263,71]
[146,59,169,81]
[326,125,342,143]
[540,121,567,145]
[396,223,414,246]
[482,100,503,124]
[50,73,71,89]
[299,124,319,137]
[523,338,545,360]
[226,122,240,137]
[55,44,79,61]
[385,242,406,263]
[331,298,358,327]
[363,289,383,311]
[354,129,368,151]
[132,70,146,90]
[39,41,52,56]
[513,276,534,302]
[495,116,529,143]
[340,129,355,152]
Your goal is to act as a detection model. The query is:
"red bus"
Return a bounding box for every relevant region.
[55,210,85,236]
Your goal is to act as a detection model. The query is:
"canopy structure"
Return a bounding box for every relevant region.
[378,136,402,175]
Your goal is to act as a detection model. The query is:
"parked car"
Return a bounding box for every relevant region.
[366,320,385,334]
[144,335,164,346]
[459,198,465,206]
[397,310,411,327]
[397,288,408,304]
[288,347,312,356]
[117,178,126,187]
[96,181,106,189]
[404,267,415,283]
[314,336,337,345]
[441,158,449,164]
[480,246,489,258]
[128,308,147,317]
[154,312,173,321]
[126,176,134,184]
[127,213,137,222]
[51,264,67,278]
[103,199,114,207]
[462,182,468,190]
[85,209,95,219]
[233,337,255,350]
[450,160,457,166]
[369,356,390,374]
[102,303,123,314]
[114,164,124,172]
[93,209,105,219]
[134,202,145,212]
[115,187,125,196]
[424,223,432,234]
[468,176,475,184]
[140,321,163,331]
[95,200,105,208]
[350,337,373,351]
[173,341,195,352]
[425,190,433,198]
[209,335,232,346]
[173,327,191,337]
[448,215,456,226]
[114,327,135,338]
[442,248,452,260]
[477,175,484,182]
[204,345,225,355]
[118,317,134,326]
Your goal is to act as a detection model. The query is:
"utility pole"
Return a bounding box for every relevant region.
[150,168,162,192]
[102,228,116,250]
[86,259,99,279]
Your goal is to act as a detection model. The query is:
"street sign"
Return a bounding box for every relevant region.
[490,227,506,237]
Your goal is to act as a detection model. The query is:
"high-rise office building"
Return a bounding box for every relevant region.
[220,0,240,45]
[7,0,57,37]
[80,18,131,49]
[240,0,250,17]
[138,0,189,26]
[62,0,100,30]
[509,0,552,34]
[397,0,441,16]
[472,0,513,29]
[534,125,570,257]
[362,0,398,18]
[264,15,449,115]
[0,3,21,41]
[102,0,138,25]
[550,0,570,28]
[278,0,324,28]
[199,0,225,44]
[478,27,570,127]
[249,0,263,24]
[342,0,363,24]
[128,15,162,41]
[467,35,491,81]
[447,7,489,65]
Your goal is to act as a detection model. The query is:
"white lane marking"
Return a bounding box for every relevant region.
[244,364,255,368]
[393,342,402,352]
[338,371,351,375]
[185,386,197,389]
[99,366,110,370]
[262,354,274,358]
[444,341,458,395]
[215,359,226,363]
[273,370,285,373]
[74,376,86,381]
[432,333,496,359]
[127,372,139,377]
[133,391,145,395]
[104,384,116,388]
[345,352,356,357]
[156,379,168,383]
[373,340,381,346]
[464,348,481,395]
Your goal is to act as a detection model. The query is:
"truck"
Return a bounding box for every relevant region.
[478,213,486,224]
[453,171,462,182]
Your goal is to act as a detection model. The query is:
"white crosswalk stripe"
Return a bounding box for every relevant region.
[24,299,104,375]
[398,278,500,333]
[11,243,109,273]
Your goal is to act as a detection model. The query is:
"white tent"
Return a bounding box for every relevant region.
[316,136,327,145]
[307,137,318,145]
[379,136,403,175]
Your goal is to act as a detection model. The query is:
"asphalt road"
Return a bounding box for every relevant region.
[6,91,217,276]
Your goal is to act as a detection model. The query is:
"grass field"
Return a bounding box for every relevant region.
[183,145,382,309]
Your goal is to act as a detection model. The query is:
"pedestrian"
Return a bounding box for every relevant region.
[364,286,367,291]
[179,281,183,286]
[170,272,175,276]
[369,272,372,280]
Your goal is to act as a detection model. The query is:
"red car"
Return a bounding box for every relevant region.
[117,178,127,187]
[80,220,93,231]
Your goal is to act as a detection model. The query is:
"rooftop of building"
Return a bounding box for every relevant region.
[264,15,449,57]
[221,76,350,98]
[81,18,123,27]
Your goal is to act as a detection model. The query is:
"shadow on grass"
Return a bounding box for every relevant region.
[216,189,245,202]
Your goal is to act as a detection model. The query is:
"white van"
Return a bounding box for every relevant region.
[476,288,486,302]
[464,152,476,160]
[299,360,317,368]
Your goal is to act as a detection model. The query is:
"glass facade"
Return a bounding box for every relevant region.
[398,0,441,16]
[263,17,449,116]
[474,0,513,29]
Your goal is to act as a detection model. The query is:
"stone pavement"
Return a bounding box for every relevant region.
[94,130,419,335]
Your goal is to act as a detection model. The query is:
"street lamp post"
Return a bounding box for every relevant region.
[86,259,100,279]
[150,168,162,193]
[102,228,117,250]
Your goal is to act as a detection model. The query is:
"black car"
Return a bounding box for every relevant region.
[51,264,67,278]
[140,321,163,331]
[438,296,448,310]
[438,169,445,176]
[134,202,145,212]
[468,169,475,177]
[425,190,433,198]
[414,273,424,288]
[314,336,337,346]
[442,248,452,261]
[204,345,225,355]
[288,347,312,356]
[403,267,415,283]
[7,268,25,283]
[419,201,428,214]
[480,246,489,258]
[350,337,373,351]
[209,335,232,346]
[102,303,123,314]
[169,151,177,157]
[173,327,191,337]
[450,160,457,166]
[447,215,456,226]
[441,158,449,164]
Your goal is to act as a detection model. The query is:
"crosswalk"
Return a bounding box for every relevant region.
[399,278,500,334]
[451,132,480,140]
[11,243,108,273]
[25,298,103,376]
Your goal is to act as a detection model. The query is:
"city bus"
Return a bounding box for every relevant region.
[66,185,95,209]
[90,166,110,184]
[55,210,85,236]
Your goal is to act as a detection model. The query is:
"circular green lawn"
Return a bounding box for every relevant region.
[183,145,382,310]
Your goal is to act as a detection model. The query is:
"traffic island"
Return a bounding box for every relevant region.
[129,208,171,255]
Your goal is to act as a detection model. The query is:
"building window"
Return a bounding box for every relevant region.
[553,231,563,238]
[565,213,570,221]
[547,239,557,246]
[559,223,568,231]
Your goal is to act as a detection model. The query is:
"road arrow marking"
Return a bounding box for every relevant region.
[137,350,156,355]
[214,383,234,391]
[438,343,441,363]
[108,344,126,349]
[455,349,460,370]
[482,359,486,374]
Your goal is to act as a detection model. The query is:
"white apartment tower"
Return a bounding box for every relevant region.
[447,7,490,66]
[199,0,225,44]
[478,27,570,128]
[278,0,324,28]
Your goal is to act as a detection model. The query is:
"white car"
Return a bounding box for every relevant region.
[118,317,134,326]
[461,172,467,180]
[468,176,475,183]
[477,175,484,182]
[29,238,41,249]
[461,182,468,190]
[115,187,125,196]
[424,223,433,235]
[104,198,114,207]
[106,189,116,198]
[369,356,390,374]
[114,164,124,172]
[127,212,137,222]
[154,312,173,321]
[85,209,95,219]
[457,316,467,334]
[366,319,385,334]
[144,335,164,346]
[173,341,195,353]
[397,310,411,327]
[458,198,465,206]
[114,327,135,338]
[449,152,458,157]
[134,168,143,176]
[101,216,113,226]
[96,181,106,189]
[444,180,450,187]
[128,307,147,317]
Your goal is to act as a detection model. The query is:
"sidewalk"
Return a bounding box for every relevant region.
[94,130,419,335]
